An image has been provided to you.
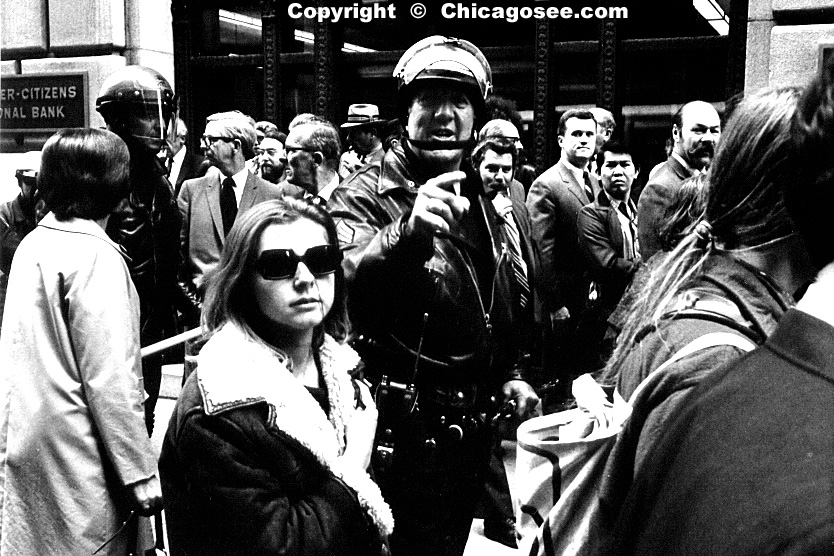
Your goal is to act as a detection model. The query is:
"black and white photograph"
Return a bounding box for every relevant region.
[2,1,834,555]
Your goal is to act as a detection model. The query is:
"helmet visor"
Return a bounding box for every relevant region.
[123,99,178,155]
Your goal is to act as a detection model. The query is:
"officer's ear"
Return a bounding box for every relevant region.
[312,152,323,165]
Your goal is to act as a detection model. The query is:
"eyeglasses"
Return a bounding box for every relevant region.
[284,145,319,155]
[201,135,235,147]
[256,245,342,280]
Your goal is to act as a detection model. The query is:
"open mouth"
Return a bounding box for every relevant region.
[431,129,456,140]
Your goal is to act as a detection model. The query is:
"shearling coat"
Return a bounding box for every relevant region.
[159,325,393,556]
[0,214,155,556]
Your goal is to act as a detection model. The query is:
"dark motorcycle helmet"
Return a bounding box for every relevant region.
[96,66,178,155]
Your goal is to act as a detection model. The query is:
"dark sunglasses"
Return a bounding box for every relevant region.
[256,245,342,280]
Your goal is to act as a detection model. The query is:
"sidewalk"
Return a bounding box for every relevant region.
[152,364,522,554]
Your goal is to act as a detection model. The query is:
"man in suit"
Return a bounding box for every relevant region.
[637,100,721,261]
[285,120,342,203]
[577,141,641,365]
[472,125,540,548]
[168,118,211,197]
[588,107,616,176]
[338,104,386,179]
[177,110,284,322]
[526,108,599,384]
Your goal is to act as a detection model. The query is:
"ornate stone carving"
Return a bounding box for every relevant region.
[533,18,555,172]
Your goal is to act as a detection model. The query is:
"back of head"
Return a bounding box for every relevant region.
[289,113,325,130]
[659,173,709,252]
[206,110,258,160]
[704,87,800,249]
[589,107,615,132]
[602,87,802,383]
[294,122,342,168]
[791,57,834,270]
[39,128,130,221]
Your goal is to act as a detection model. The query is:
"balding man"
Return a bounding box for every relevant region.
[637,100,720,261]
[589,107,615,176]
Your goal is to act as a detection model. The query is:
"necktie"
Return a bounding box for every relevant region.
[495,197,530,309]
[583,172,595,203]
[618,201,639,259]
[220,177,238,237]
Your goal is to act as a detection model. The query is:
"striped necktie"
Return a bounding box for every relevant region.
[494,195,530,309]
[618,200,639,259]
[583,172,595,203]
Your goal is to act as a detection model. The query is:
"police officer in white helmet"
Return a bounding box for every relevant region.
[329,36,539,556]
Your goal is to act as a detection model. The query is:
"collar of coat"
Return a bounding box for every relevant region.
[195,324,394,537]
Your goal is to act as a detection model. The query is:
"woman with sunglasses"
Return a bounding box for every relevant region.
[159,197,393,556]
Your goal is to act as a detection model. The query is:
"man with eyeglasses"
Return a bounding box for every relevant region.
[177,110,284,324]
[285,120,342,204]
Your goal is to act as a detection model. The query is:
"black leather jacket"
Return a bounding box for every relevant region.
[329,143,533,392]
[106,151,190,342]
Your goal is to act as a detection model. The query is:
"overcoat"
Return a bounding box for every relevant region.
[0,214,155,555]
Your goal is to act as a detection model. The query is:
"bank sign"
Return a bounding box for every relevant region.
[1,72,88,133]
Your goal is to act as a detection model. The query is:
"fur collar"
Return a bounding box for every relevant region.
[196,324,394,537]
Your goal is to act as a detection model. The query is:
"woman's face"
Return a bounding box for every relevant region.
[252,219,335,335]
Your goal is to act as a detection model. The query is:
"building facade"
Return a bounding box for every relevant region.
[2,0,834,182]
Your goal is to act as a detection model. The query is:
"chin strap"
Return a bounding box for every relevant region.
[405,136,477,151]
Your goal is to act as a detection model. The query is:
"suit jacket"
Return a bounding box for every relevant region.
[173,149,211,197]
[636,155,691,262]
[526,159,599,318]
[577,190,640,315]
[178,170,285,306]
[506,179,542,325]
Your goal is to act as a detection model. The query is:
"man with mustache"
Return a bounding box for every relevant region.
[637,100,721,261]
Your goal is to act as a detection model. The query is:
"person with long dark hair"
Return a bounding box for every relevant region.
[592,87,817,548]
[159,197,392,556]
[600,62,834,556]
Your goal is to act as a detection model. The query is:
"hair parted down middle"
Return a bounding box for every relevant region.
[201,197,350,354]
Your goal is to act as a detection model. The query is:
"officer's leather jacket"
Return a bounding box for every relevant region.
[106,152,191,344]
[328,143,534,391]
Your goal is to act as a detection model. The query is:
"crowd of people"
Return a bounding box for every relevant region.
[1,32,833,555]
